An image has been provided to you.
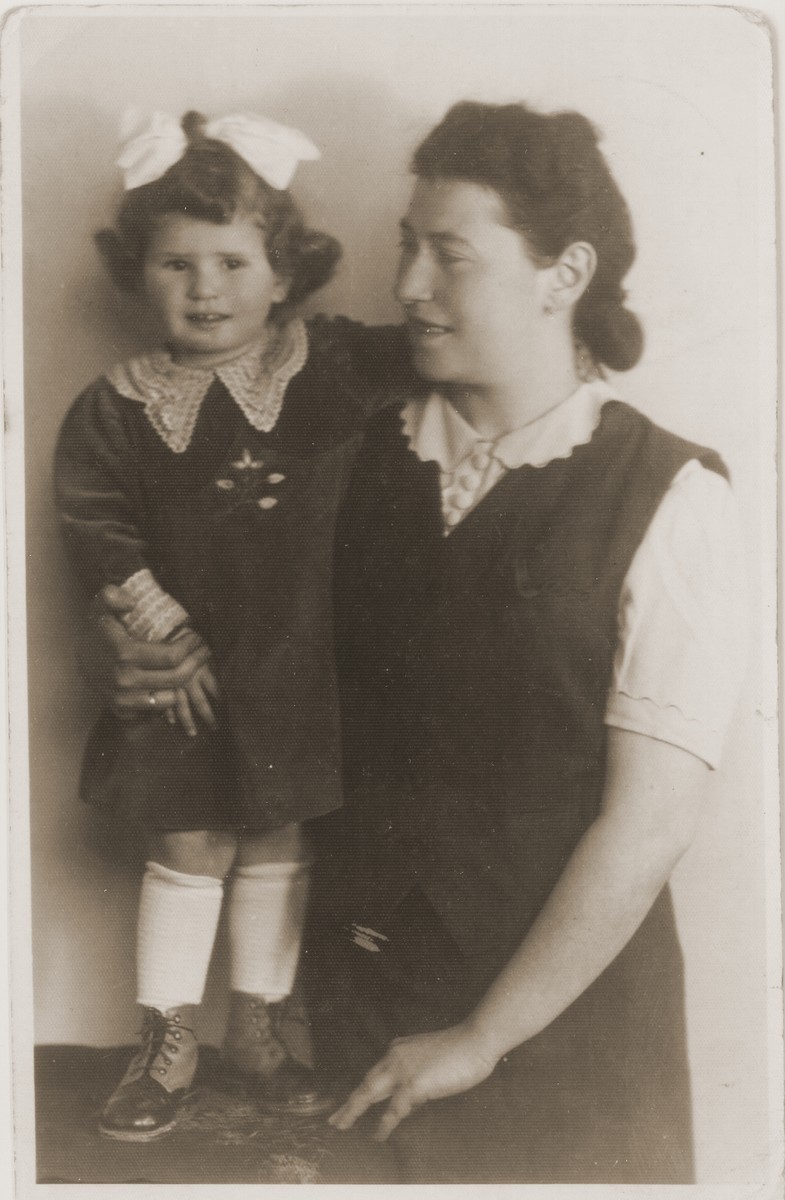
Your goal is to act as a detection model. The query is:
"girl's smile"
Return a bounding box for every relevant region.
[142,214,289,367]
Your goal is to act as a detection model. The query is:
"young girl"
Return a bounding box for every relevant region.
[54,109,413,1141]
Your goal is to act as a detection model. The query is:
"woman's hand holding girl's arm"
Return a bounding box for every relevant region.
[330,728,709,1140]
[79,585,212,716]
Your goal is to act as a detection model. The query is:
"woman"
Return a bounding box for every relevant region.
[86,101,745,1183]
[301,100,745,1184]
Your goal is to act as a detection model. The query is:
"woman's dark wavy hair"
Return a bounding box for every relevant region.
[412,101,643,372]
[95,111,341,322]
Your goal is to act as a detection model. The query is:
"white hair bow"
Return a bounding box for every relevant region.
[116,109,321,192]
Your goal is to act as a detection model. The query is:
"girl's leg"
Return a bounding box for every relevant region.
[224,824,332,1114]
[136,830,237,1010]
[230,823,308,1005]
[100,829,237,1141]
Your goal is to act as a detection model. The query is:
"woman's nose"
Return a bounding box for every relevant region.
[395,249,435,304]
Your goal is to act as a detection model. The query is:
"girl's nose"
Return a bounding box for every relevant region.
[188,265,220,300]
[394,248,435,305]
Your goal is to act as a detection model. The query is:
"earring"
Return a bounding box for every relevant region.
[574,337,597,382]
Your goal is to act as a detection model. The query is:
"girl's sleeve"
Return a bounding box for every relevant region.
[54,382,188,638]
[605,460,748,768]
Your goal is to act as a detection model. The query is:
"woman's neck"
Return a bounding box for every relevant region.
[443,356,583,441]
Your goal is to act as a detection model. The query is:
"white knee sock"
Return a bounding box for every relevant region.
[228,861,310,1002]
[136,860,224,1011]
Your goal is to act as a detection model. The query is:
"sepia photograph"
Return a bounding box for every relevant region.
[1,3,780,1196]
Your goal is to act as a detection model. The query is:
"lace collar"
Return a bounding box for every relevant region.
[106,317,308,453]
[401,379,619,473]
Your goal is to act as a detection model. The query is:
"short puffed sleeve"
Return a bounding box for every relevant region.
[605,459,747,768]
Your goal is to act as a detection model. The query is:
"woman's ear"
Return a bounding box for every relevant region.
[542,242,597,313]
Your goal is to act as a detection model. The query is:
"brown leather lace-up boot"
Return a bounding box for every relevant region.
[99,1006,198,1140]
[223,992,335,1117]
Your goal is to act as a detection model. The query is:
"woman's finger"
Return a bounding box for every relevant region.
[100,583,135,615]
[113,644,211,692]
[175,688,197,738]
[112,688,178,713]
[200,664,220,699]
[187,671,216,728]
[374,1093,415,1142]
[329,1071,393,1130]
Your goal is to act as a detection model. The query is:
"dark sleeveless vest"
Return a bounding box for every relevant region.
[329,399,727,974]
[305,398,727,1182]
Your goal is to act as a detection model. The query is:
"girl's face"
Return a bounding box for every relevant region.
[395,179,551,392]
[142,213,289,366]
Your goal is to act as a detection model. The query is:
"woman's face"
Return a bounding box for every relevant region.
[142,214,288,367]
[395,179,550,391]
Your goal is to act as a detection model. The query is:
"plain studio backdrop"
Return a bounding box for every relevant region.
[9,3,778,1188]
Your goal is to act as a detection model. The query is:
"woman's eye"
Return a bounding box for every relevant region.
[223,258,246,270]
[436,250,467,267]
[163,260,189,271]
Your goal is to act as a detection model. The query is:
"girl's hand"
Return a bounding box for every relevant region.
[169,661,220,737]
[328,1023,498,1142]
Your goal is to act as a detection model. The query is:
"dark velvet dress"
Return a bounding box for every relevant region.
[55,315,413,837]
[303,399,727,1184]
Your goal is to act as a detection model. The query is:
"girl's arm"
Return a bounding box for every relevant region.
[55,382,154,597]
[56,383,216,727]
[330,727,708,1141]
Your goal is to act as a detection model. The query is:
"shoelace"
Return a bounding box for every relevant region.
[133,1008,196,1073]
[241,996,308,1050]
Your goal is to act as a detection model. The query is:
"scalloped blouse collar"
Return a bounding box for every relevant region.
[401,378,620,472]
[105,318,308,453]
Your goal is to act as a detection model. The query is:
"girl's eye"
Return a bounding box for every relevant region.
[163,260,189,271]
[223,258,246,270]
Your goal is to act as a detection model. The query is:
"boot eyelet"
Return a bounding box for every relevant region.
[158,1068,167,1075]
[174,1032,182,1040]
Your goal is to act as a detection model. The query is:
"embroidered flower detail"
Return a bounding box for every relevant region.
[232,448,265,471]
[266,472,285,484]
[257,496,278,510]
[215,479,236,491]
[106,318,309,454]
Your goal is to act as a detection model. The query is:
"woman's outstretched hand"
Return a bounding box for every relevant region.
[328,1023,497,1141]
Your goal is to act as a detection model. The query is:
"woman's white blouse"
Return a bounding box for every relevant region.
[401,382,747,769]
